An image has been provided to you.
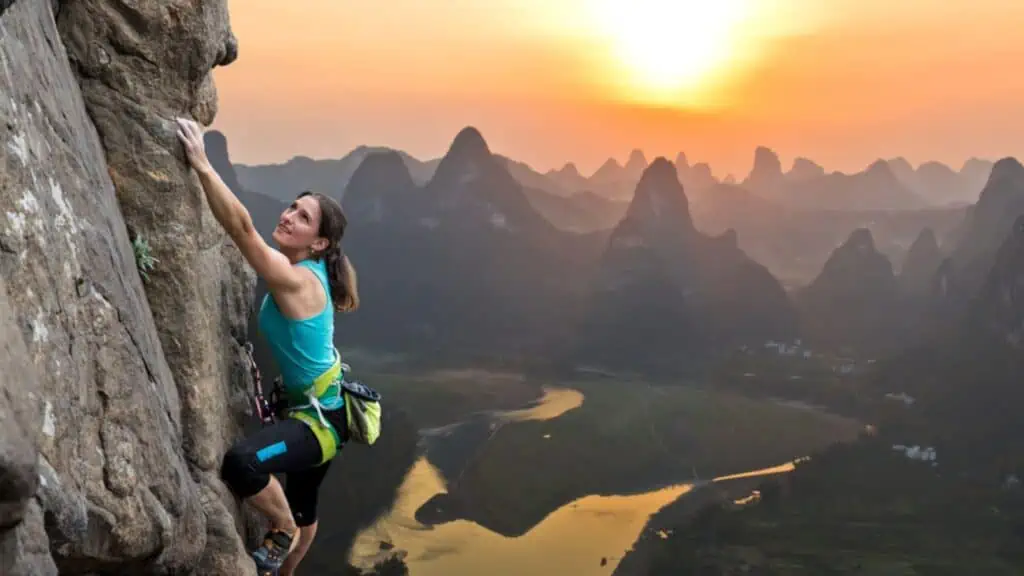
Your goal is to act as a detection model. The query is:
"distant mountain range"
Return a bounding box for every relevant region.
[232,137,993,287]
[209,127,1024,371]
[235,141,993,212]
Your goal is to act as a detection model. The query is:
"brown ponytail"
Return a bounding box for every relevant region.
[324,243,359,313]
[299,191,360,313]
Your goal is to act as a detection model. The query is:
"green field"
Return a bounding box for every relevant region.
[416,376,864,536]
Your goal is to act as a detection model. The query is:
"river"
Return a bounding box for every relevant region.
[347,386,801,575]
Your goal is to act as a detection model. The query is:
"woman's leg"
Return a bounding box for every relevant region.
[280,460,333,576]
[220,419,324,570]
[279,522,319,576]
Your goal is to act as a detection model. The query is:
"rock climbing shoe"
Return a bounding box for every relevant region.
[252,528,294,575]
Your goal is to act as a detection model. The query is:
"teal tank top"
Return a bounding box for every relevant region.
[257,258,339,398]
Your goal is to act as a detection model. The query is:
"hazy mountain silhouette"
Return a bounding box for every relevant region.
[337,127,604,366]
[898,227,943,296]
[574,158,798,374]
[887,157,992,206]
[795,228,910,355]
[787,157,825,182]
[521,186,628,233]
[545,161,591,192]
[341,150,418,224]
[623,149,649,180]
[971,216,1024,351]
[960,157,995,196]
[219,127,1004,371]
[234,146,438,202]
[871,212,1024,456]
[580,149,651,200]
[680,161,718,192]
[886,156,918,191]
[741,145,786,198]
[917,161,968,205]
[686,178,965,288]
[789,159,927,210]
[945,157,1024,302]
[499,155,572,197]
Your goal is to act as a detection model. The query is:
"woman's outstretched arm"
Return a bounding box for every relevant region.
[175,117,304,293]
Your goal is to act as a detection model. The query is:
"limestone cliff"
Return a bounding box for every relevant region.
[1,0,257,573]
[577,158,797,373]
[796,229,908,356]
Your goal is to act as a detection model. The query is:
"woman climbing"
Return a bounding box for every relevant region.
[176,117,358,576]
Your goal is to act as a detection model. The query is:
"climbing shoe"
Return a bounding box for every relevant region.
[252,528,295,575]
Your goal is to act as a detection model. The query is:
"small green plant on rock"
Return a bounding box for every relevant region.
[132,234,158,281]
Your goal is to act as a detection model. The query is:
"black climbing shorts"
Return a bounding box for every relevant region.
[220,418,340,526]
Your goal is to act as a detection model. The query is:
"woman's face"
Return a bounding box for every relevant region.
[272,195,325,252]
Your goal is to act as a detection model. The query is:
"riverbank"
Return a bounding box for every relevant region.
[612,473,788,575]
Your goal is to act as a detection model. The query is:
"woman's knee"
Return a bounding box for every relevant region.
[220,443,266,498]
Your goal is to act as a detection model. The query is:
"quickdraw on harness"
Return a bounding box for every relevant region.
[242,342,283,427]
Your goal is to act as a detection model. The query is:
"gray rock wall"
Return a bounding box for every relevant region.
[1,0,257,573]
[0,271,56,576]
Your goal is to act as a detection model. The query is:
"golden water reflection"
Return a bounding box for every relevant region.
[496,387,584,423]
[348,457,693,576]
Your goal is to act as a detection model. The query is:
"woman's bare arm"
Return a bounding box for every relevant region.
[176,118,304,294]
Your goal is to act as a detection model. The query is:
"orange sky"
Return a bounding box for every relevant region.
[212,0,1024,178]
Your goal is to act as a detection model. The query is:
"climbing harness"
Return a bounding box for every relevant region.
[242,341,382,446]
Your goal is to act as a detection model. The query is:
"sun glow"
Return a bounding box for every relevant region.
[590,0,760,106]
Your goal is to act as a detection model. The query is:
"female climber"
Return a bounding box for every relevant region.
[176,117,358,576]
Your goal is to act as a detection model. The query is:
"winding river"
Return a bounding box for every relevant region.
[347,387,797,575]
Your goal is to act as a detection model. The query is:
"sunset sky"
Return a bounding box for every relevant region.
[212,0,1024,178]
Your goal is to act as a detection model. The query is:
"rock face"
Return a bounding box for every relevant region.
[0,274,56,576]
[1,0,256,573]
[577,158,797,373]
[58,0,259,569]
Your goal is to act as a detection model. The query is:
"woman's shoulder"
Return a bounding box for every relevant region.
[295,258,329,292]
[295,258,327,276]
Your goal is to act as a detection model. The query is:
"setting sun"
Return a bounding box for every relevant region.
[589,0,759,106]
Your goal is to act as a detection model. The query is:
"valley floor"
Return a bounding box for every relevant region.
[351,360,864,542]
[628,437,1024,575]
